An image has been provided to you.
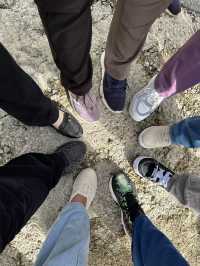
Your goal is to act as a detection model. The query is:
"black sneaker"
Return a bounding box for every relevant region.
[109,172,143,237]
[133,156,174,189]
[100,52,127,113]
[168,0,181,15]
[56,141,86,173]
[54,112,83,138]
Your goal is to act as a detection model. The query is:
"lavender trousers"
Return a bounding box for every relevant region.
[155,30,200,97]
[155,31,200,148]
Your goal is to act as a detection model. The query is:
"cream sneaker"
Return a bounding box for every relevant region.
[70,168,97,209]
[139,126,172,149]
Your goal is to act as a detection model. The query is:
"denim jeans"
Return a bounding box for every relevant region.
[34,203,90,266]
[132,215,189,266]
[35,203,188,266]
[170,116,200,148]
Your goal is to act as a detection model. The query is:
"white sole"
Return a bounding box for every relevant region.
[99,52,123,114]
[109,177,131,238]
[121,210,131,238]
[138,130,147,148]
[133,156,151,178]
[109,176,119,204]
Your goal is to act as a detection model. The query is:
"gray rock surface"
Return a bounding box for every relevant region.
[0,1,200,265]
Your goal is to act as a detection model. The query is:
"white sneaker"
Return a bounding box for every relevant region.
[70,168,97,209]
[129,76,164,121]
[139,126,172,149]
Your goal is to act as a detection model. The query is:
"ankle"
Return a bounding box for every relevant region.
[129,204,144,223]
[52,110,64,129]
[70,194,87,207]
[126,194,144,222]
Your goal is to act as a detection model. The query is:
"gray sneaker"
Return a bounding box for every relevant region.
[56,141,86,173]
[129,76,164,121]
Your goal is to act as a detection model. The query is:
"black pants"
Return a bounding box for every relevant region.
[35,0,92,96]
[0,43,58,126]
[0,152,65,253]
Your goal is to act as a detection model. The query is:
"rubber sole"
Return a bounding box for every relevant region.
[138,130,147,148]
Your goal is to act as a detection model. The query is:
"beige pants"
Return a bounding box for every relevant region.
[105,0,171,80]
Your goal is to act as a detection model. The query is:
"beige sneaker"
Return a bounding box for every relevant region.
[70,168,97,209]
[139,126,172,149]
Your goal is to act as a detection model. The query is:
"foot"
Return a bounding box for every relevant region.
[100,52,127,113]
[56,141,86,173]
[139,126,171,149]
[52,110,83,138]
[133,156,174,189]
[168,0,181,15]
[129,76,164,121]
[69,91,100,123]
[109,172,143,237]
[70,168,97,209]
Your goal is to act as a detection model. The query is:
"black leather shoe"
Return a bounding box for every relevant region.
[53,112,83,138]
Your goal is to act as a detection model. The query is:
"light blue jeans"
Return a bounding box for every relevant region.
[34,203,90,266]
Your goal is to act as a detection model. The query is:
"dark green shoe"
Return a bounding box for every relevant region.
[109,172,143,237]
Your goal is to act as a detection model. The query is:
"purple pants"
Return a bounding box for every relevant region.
[155,30,200,97]
[154,31,200,148]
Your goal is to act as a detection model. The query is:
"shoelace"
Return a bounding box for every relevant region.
[116,186,132,210]
[151,165,173,188]
[136,87,163,116]
[119,191,129,210]
[143,88,162,107]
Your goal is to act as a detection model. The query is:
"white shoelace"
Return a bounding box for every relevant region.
[136,87,164,116]
[151,166,173,188]
[144,88,163,107]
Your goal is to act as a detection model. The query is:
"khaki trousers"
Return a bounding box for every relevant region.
[105,0,171,80]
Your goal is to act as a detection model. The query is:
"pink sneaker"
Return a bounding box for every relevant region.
[69,91,100,122]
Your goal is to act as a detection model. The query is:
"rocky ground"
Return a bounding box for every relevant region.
[0,0,200,265]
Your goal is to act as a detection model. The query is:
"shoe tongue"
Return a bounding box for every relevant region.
[106,74,126,90]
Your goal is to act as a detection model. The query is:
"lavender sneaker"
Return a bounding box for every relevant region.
[69,91,100,123]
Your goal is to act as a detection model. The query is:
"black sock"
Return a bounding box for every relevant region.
[126,193,144,223]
